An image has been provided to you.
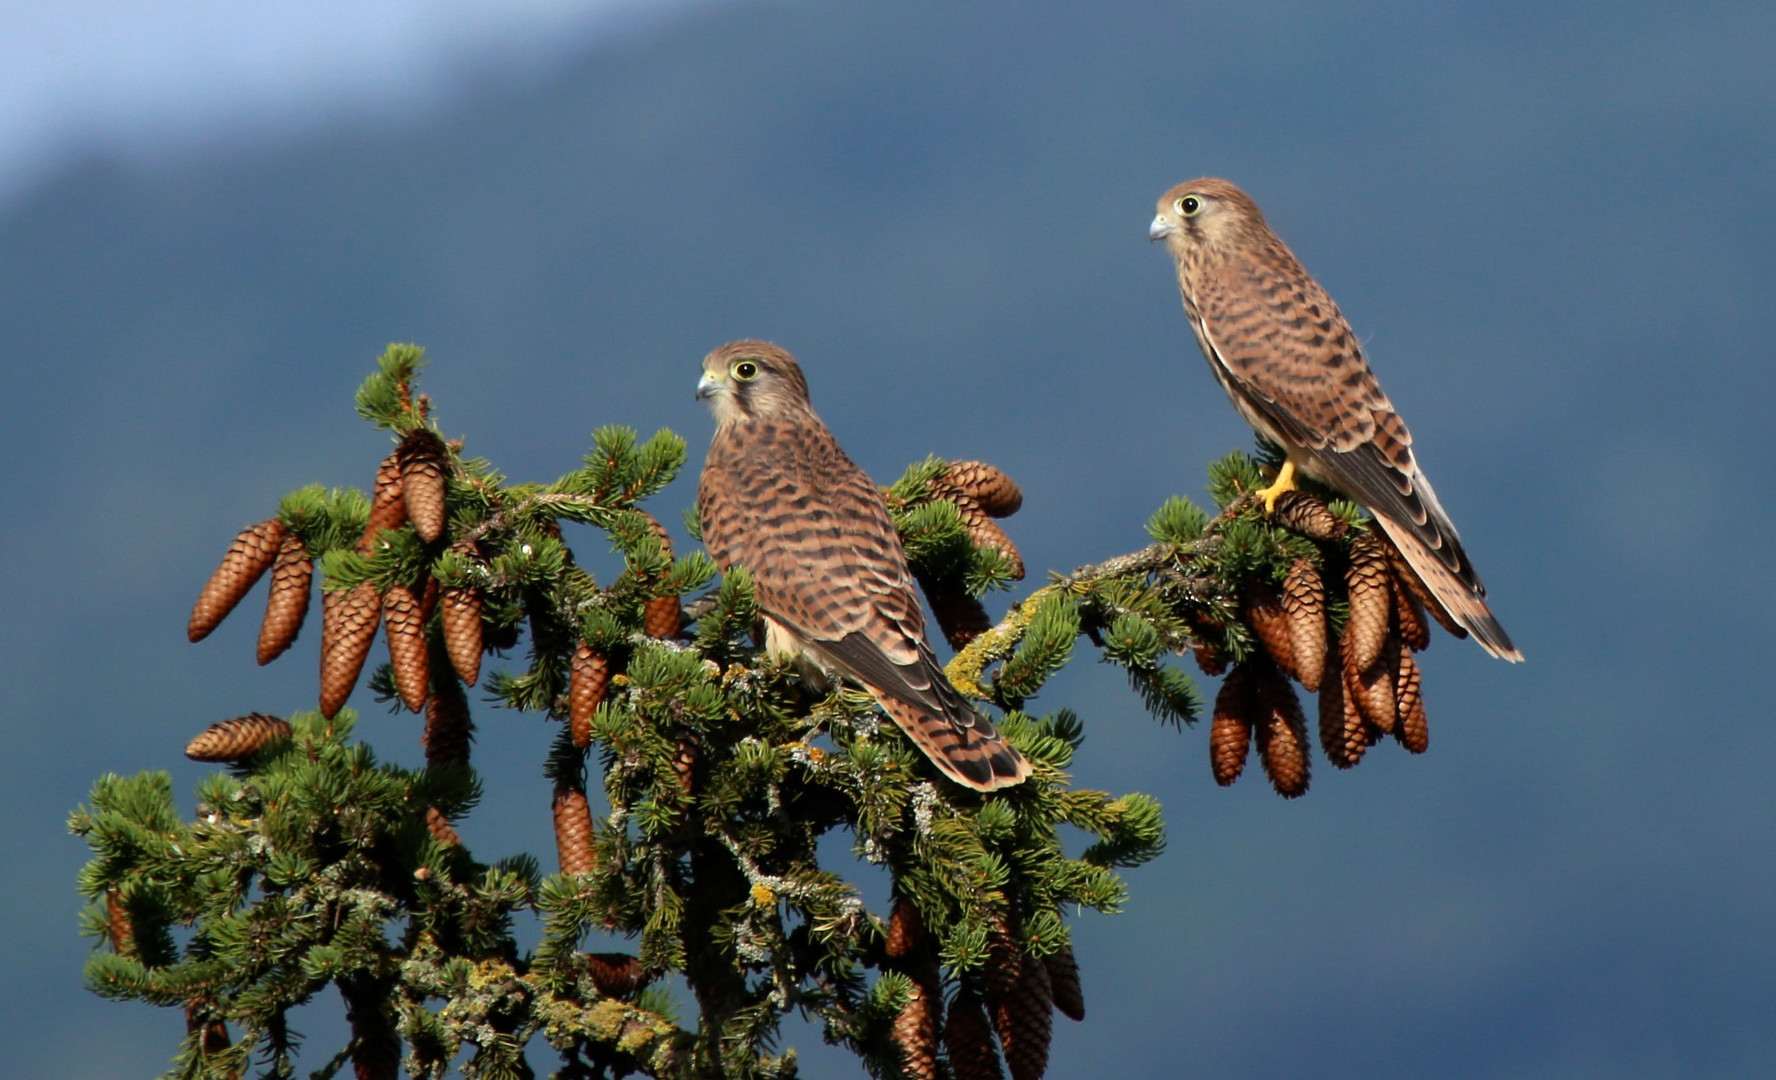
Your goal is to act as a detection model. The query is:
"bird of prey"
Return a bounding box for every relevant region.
[1150,178,1521,661]
[695,341,1032,790]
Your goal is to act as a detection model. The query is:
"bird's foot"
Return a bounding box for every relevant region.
[1256,459,1298,515]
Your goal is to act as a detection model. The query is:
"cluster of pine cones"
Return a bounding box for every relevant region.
[184,427,681,856]
[915,460,1026,652]
[886,896,1081,1080]
[1205,490,1447,798]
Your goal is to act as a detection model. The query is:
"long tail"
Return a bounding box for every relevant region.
[1371,513,1523,662]
[874,693,1031,792]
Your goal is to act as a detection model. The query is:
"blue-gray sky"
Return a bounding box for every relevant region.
[3,2,1774,1077]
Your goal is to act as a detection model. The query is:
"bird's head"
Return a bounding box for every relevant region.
[1149,178,1268,256]
[696,341,812,426]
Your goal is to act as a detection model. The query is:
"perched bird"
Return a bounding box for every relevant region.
[1150,179,1521,660]
[695,341,1032,790]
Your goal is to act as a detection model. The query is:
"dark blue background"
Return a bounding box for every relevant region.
[4,2,1773,1075]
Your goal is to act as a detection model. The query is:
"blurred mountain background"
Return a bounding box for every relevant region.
[4,1,1774,1076]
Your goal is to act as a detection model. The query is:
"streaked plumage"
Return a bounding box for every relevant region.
[1150,178,1520,660]
[695,341,1031,790]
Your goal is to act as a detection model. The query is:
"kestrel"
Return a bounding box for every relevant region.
[695,341,1032,790]
[1150,179,1521,661]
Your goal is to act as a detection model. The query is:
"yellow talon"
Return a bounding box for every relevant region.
[1256,459,1298,514]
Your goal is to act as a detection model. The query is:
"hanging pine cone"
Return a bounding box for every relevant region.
[1242,579,1296,680]
[189,518,285,642]
[946,488,1026,581]
[553,785,596,876]
[319,581,381,718]
[944,460,1023,518]
[945,987,1005,1080]
[440,584,483,686]
[1394,648,1428,754]
[1045,942,1084,1022]
[1271,490,1346,541]
[1210,664,1256,786]
[886,894,926,959]
[1281,557,1326,692]
[1375,530,1467,639]
[423,677,474,767]
[256,533,313,665]
[982,911,1025,1005]
[1390,569,1431,652]
[184,1003,232,1057]
[420,573,440,623]
[640,512,683,638]
[185,713,291,762]
[361,452,407,551]
[892,958,943,1080]
[1192,638,1228,677]
[569,644,609,749]
[1318,638,1367,769]
[1343,530,1392,672]
[395,429,449,543]
[1347,638,1399,734]
[424,805,461,847]
[993,946,1053,1080]
[925,580,993,650]
[340,979,400,1080]
[1255,664,1311,798]
[106,891,134,957]
[587,953,650,998]
[382,583,429,713]
[671,735,698,796]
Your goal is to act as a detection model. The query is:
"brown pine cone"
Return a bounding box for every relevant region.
[361,452,407,551]
[1343,530,1392,673]
[671,735,698,795]
[189,518,285,642]
[587,952,650,998]
[382,583,429,713]
[886,894,925,959]
[1210,664,1256,787]
[186,713,291,762]
[1192,638,1228,677]
[1271,490,1346,541]
[419,573,440,623]
[440,585,484,686]
[926,580,993,651]
[945,987,1005,1080]
[1394,648,1428,753]
[982,912,1024,1004]
[639,512,683,638]
[395,429,449,543]
[1374,530,1468,639]
[944,486,1030,582]
[184,1003,231,1057]
[569,644,609,749]
[339,980,400,1080]
[424,805,461,847]
[1045,942,1085,1022]
[993,944,1054,1080]
[256,533,313,665]
[553,785,596,876]
[106,891,134,956]
[319,581,381,718]
[1282,558,1327,692]
[423,678,474,767]
[944,460,1023,518]
[1348,638,1399,735]
[1255,664,1310,798]
[1391,570,1432,653]
[892,959,943,1080]
[1242,579,1296,680]
[1318,638,1367,769]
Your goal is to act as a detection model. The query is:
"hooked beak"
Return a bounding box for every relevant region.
[695,371,721,401]
[1149,215,1174,242]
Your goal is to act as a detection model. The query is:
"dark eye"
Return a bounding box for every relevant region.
[733,361,759,381]
[1179,195,1201,216]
